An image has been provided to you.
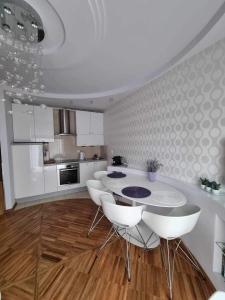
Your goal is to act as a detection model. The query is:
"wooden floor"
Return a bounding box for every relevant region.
[0,198,215,300]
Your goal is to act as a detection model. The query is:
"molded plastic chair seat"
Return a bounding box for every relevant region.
[209,292,225,300]
[86,180,110,236]
[101,193,146,228]
[142,204,201,240]
[87,180,109,206]
[142,204,201,299]
[99,193,146,281]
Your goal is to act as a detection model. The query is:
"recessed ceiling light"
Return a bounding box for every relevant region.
[31,21,38,29]
[17,22,24,30]
[2,24,11,33]
[3,6,12,15]
[1,2,44,43]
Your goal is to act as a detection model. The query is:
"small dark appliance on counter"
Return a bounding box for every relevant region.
[112,156,127,166]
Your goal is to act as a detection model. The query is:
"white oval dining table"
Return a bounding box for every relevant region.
[101,173,187,207]
[101,173,187,249]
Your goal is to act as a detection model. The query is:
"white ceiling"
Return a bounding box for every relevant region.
[4,0,225,110]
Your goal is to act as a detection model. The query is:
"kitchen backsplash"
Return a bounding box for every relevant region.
[105,38,225,184]
[48,135,105,161]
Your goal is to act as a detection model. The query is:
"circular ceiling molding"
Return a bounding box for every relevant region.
[3,0,225,102]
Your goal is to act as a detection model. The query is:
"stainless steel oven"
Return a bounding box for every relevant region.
[57,163,80,186]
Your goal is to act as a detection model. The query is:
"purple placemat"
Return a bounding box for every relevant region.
[107,172,126,178]
[122,186,151,198]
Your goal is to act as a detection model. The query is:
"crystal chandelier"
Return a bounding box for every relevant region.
[0,0,45,103]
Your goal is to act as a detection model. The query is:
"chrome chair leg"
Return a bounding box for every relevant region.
[175,240,206,279]
[87,206,104,237]
[98,226,118,252]
[125,230,131,281]
[117,228,132,281]
[160,239,181,300]
[161,239,206,299]
[135,225,148,248]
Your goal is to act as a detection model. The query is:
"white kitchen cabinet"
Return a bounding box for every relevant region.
[12,144,44,199]
[12,103,35,142]
[76,110,91,135]
[34,106,54,142]
[79,162,95,186]
[94,134,104,146]
[76,134,91,146]
[76,110,104,146]
[44,165,58,193]
[94,160,107,172]
[90,112,104,134]
[79,161,107,187]
[12,104,54,142]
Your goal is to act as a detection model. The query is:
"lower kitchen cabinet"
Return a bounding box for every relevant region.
[80,162,95,186]
[44,165,58,193]
[94,160,107,172]
[80,160,107,186]
[79,160,107,186]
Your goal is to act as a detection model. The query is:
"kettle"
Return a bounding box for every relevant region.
[79,151,85,160]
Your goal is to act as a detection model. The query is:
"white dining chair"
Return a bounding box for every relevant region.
[99,193,146,281]
[209,291,225,300]
[142,204,201,299]
[86,180,110,236]
[94,171,108,180]
[94,170,129,204]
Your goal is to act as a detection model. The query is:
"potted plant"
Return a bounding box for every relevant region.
[200,177,208,190]
[211,181,221,195]
[205,181,212,192]
[147,159,163,182]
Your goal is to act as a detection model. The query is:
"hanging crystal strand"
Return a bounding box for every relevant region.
[0,18,45,108]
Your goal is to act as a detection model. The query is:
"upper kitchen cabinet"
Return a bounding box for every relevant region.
[90,112,103,134]
[12,103,54,143]
[34,106,54,142]
[75,110,104,146]
[12,103,35,142]
[76,110,91,135]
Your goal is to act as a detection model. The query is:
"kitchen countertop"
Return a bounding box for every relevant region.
[44,158,107,166]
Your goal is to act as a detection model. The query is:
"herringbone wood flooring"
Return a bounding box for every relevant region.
[0,199,215,299]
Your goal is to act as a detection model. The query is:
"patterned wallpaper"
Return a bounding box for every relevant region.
[105,38,225,184]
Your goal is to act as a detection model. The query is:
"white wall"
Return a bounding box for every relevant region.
[105,38,225,185]
[0,88,15,209]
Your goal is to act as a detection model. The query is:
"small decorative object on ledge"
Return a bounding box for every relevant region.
[200,177,208,190]
[147,159,163,182]
[206,180,212,192]
[211,181,221,195]
[199,178,222,195]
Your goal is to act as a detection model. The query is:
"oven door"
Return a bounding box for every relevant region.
[58,166,79,186]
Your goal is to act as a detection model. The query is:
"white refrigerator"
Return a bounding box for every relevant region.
[12,144,44,199]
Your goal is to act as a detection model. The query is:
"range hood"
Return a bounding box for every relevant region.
[58,109,72,135]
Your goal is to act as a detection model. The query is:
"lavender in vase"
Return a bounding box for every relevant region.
[147,159,163,182]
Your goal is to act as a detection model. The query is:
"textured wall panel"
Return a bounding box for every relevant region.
[105,39,225,184]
